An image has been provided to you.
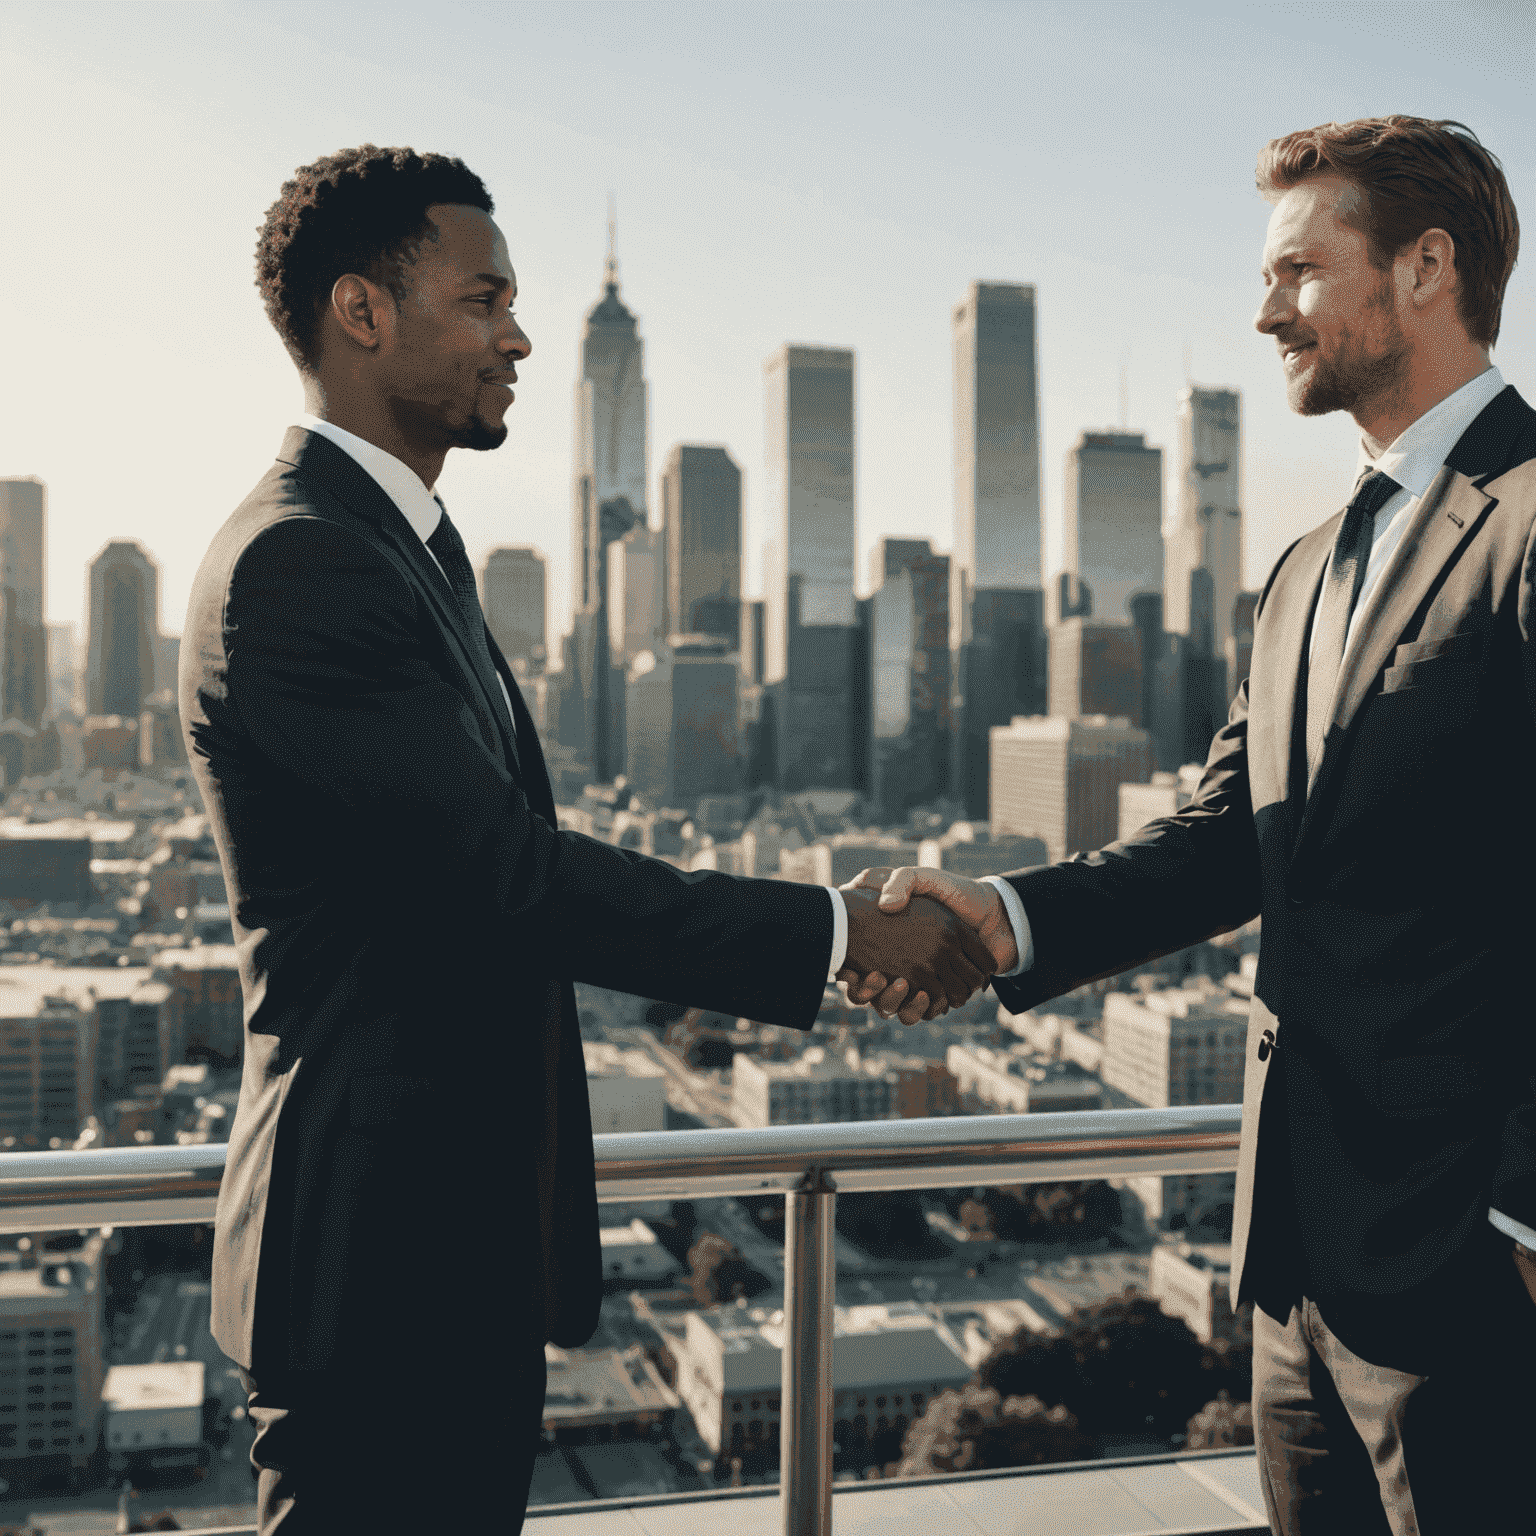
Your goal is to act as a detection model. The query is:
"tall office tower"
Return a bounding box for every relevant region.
[662,444,742,643]
[0,480,49,729]
[1048,619,1144,723]
[868,537,951,818]
[762,345,858,790]
[608,524,666,664]
[949,284,1046,820]
[85,540,159,720]
[989,714,1152,864]
[1164,387,1243,761]
[481,547,547,672]
[565,232,648,779]
[625,635,742,809]
[45,622,76,718]
[154,633,180,699]
[1055,430,1163,625]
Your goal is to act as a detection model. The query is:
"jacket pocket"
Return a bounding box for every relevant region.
[1380,654,1476,695]
[1389,629,1479,667]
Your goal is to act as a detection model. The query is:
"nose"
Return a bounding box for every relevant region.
[499,313,531,362]
[1254,282,1289,337]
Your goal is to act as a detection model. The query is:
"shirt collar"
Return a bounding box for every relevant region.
[1355,365,1506,499]
[297,414,443,544]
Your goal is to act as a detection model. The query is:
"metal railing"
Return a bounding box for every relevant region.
[0,1105,1243,1535]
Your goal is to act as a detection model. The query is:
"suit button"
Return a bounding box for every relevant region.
[1257,1029,1277,1062]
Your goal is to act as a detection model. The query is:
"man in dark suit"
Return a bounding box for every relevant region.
[840,117,1535,1533]
[181,145,995,1533]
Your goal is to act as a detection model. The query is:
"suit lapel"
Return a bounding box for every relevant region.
[482,627,557,822]
[277,428,523,778]
[1289,384,1531,857]
[1247,521,1333,817]
[1312,466,1491,790]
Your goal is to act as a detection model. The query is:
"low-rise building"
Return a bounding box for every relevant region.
[669,1302,972,1462]
[101,1360,207,1478]
[0,1232,107,1483]
[732,1048,891,1127]
[1150,1240,1239,1344]
[541,1344,680,1444]
[598,1220,681,1288]
[151,945,242,1068]
[947,1043,1105,1116]
[583,1041,667,1133]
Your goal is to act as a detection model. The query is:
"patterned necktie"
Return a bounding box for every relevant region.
[1304,468,1402,779]
[425,504,519,766]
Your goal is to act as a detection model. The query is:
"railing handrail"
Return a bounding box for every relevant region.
[0,1104,1242,1232]
[0,1106,1247,1536]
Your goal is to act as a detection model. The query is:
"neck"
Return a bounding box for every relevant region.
[301,378,445,490]
[1353,336,1492,458]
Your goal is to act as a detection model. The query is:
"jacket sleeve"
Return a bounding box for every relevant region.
[1489,507,1536,1233]
[990,677,1263,1016]
[216,513,832,1027]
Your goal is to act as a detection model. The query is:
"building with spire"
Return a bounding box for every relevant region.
[1160,386,1244,765]
[561,212,649,780]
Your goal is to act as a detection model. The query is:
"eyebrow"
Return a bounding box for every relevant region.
[466,272,516,296]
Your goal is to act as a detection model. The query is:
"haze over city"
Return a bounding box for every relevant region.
[4,0,1532,649]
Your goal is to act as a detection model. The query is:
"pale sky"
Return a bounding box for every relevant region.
[2,0,1532,650]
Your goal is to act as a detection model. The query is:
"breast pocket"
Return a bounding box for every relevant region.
[1380,628,1483,696]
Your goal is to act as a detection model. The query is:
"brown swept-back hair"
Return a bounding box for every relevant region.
[1256,116,1519,348]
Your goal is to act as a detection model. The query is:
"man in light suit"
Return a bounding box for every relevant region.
[842,117,1535,1533]
[182,145,995,1533]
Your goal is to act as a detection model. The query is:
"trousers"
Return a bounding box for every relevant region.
[236,1337,547,1534]
[1251,1252,1536,1535]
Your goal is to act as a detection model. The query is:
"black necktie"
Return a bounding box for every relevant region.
[1305,468,1401,779]
[425,504,518,768]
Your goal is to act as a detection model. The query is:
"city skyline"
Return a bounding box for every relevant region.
[3,2,1533,652]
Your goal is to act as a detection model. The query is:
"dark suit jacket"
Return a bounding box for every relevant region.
[181,427,833,1374]
[993,386,1536,1332]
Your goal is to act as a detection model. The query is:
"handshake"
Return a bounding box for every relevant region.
[836,867,1020,1026]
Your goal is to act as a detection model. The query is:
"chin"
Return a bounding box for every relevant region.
[454,418,509,452]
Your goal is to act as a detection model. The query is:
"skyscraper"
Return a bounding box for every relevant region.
[564,227,648,778]
[1163,387,1243,761]
[481,546,547,671]
[607,525,666,666]
[0,479,49,729]
[762,345,858,789]
[662,444,741,643]
[949,284,1047,819]
[868,538,950,818]
[85,540,158,720]
[1056,430,1163,625]
[951,283,1043,619]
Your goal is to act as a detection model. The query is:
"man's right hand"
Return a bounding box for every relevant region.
[840,886,997,1025]
[837,867,1019,1019]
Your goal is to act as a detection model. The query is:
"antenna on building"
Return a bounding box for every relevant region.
[605,192,619,290]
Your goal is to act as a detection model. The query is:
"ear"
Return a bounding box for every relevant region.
[326,272,396,353]
[1407,228,1458,310]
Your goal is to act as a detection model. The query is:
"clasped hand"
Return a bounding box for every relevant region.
[835,866,1021,1025]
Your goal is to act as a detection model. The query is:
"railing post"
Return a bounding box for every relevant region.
[781,1166,836,1536]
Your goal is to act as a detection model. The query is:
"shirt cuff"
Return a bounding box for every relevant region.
[980,876,1034,977]
[1489,1206,1536,1252]
[824,887,848,981]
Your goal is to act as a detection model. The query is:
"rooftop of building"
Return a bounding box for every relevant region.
[584,1041,667,1080]
[151,944,240,972]
[542,1344,679,1428]
[101,1360,204,1412]
[0,816,135,842]
[689,1300,973,1396]
[600,1220,662,1251]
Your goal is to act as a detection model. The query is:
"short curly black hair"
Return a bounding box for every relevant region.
[254,145,494,371]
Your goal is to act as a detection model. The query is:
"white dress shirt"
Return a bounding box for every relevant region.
[295,415,850,979]
[991,367,1536,1252]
